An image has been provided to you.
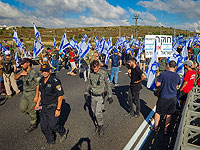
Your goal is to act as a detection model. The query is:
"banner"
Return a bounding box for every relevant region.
[145,35,173,58]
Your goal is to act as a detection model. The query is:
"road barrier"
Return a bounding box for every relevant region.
[174,86,200,150]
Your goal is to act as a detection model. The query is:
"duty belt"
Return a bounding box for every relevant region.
[91,93,103,96]
[42,103,57,109]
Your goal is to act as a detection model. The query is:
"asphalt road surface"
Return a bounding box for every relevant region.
[0,65,159,150]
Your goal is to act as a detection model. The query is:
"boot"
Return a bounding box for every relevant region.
[98,125,104,137]
[25,124,37,133]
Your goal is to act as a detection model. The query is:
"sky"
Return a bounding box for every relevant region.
[0,0,200,31]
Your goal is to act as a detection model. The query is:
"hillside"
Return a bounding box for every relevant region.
[0,25,195,50]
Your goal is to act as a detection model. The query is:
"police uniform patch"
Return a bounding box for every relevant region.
[53,78,58,82]
[56,85,62,91]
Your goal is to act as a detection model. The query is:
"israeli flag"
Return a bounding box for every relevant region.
[99,36,106,54]
[15,51,19,67]
[0,44,8,53]
[95,36,99,49]
[82,34,88,42]
[53,37,56,47]
[23,50,27,58]
[146,40,159,90]
[13,28,24,51]
[33,23,43,45]
[70,39,76,49]
[33,40,44,58]
[130,35,134,45]
[59,32,70,54]
[124,41,131,54]
[105,37,112,64]
[79,41,90,59]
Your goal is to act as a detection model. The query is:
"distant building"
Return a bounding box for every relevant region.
[195,30,200,33]
[0,25,19,30]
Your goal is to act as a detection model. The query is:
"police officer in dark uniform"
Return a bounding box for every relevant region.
[35,64,68,149]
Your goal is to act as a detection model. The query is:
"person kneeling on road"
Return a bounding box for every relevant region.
[84,60,113,137]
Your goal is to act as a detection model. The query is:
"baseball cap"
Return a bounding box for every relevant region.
[114,49,118,53]
[40,64,51,72]
[5,51,10,56]
[183,60,193,67]
[20,58,31,65]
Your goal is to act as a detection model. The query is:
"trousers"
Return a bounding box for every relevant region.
[40,106,66,144]
[3,72,20,96]
[91,95,104,126]
[110,67,119,84]
[128,87,140,115]
[20,91,37,125]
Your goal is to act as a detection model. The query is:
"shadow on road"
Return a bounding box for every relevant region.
[60,99,71,127]
[114,85,152,120]
[83,96,98,128]
[113,85,130,113]
[141,111,181,150]
[0,96,7,106]
[71,137,91,150]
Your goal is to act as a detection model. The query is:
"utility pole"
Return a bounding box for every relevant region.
[132,14,140,40]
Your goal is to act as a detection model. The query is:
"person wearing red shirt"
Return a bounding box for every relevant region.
[179,60,196,109]
[67,48,76,76]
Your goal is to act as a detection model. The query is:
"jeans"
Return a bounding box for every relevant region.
[110,67,119,84]
[52,59,59,72]
[128,87,140,115]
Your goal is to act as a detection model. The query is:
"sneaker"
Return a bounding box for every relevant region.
[114,84,119,86]
[6,95,12,98]
[119,70,122,72]
[125,72,128,75]
[16,92,22,95]
[134,113,140,118]
[25,124,37,133]
[67,72,71,75]
[60,129,69,143]
[41,142,55,150]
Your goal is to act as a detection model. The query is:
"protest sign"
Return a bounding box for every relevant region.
[145,35,173,58]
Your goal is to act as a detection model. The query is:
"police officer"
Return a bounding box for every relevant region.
[14,58,40,132]
[84,60,113,137]
[35,64,68,149]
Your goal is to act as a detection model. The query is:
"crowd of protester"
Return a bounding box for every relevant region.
[1,37,200,148]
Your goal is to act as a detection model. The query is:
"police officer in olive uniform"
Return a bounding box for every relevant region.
[15,58,41,133]
[84,60,113,137]
[35,64,68,149]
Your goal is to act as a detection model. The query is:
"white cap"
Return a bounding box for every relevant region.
[5,51,10,55]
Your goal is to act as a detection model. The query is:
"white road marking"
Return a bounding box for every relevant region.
[123,106,156,150]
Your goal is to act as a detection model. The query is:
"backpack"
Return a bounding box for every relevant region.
[112,55,120,67]
[3,59,14,74]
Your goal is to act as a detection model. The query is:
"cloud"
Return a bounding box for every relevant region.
[19,0,126,19]
[137,0,200,20]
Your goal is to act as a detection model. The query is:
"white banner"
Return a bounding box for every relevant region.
[145,35,173,58]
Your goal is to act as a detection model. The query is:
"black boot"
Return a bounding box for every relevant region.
[25,124,37,133]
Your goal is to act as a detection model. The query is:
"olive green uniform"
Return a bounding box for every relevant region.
[19,68,41,125]
[85,69,112,126]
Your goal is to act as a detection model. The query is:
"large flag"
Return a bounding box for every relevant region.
[33,23,43,45]
[124,41,131,54]
[53,37,56,47]
[105,37,112,64]
[59,32,70,54]
[70,39,76,49]
[13,28,24,51]
[33,40,44,58]
[79,41,90,59]
[0,44,8,53]
[146,40,159,90]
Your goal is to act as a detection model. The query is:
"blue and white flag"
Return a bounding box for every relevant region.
[0,44,8,53]
[59,32,70,54]
[23,50,27,58]
[82,34,88,42]
[79,41,90,59]
[33,40,44,58]
[70,39,76,49]
[124,41,131,54]
[13,28,24,51]
[33,23,43,45]
[146,40,159,90]
[53,37,56,47]
[15,51,19,67]
[130,35,134,45]
[94,36,99,50]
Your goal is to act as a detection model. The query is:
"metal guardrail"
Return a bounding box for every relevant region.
[174,86,200,150]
